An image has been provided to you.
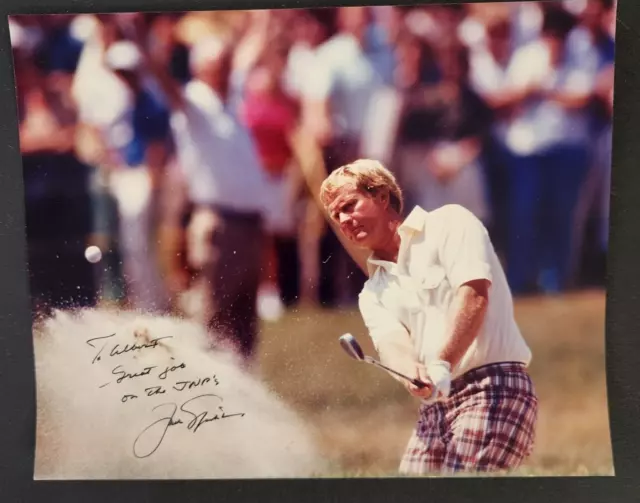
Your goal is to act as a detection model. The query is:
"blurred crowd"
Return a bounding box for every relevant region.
[10,1,615,360]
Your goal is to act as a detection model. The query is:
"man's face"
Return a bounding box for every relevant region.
[326,184,388,249]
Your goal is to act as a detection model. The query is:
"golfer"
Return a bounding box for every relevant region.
[320,159,538,475]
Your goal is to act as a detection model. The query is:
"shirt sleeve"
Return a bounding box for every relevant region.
[437,205,493,291]
[358,288,411,353]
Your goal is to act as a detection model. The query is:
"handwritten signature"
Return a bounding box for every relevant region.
[132,394,245,458]
[86,333,173,364]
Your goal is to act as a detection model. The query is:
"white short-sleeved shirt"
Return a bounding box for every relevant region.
[169,80,279,226]
[358,204,531,379]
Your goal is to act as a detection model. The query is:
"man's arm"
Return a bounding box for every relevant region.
[359,290,433,399]
[157,161,192,296]
[545,30,599,111]
[473,84,538,111]
[436,278,489,369]
[543,47,594,111]
[544,86,591,109]
[426,136,483,184]
[301,98,333,148]
[130,17,185,111]
[544,60,597,110]
[298,49,335,147]
[469,46,539,112]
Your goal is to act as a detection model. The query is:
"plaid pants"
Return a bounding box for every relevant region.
[399,362,538,475]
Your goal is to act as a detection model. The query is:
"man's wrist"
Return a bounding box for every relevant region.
[425,360,452,399]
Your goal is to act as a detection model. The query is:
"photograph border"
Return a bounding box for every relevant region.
[0,0,638,500]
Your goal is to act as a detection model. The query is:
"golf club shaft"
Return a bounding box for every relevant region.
[365,357,428,389]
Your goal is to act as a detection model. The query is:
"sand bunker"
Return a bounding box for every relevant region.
[33,308,326,479]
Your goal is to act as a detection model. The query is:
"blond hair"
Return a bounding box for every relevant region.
[319,159,404,215]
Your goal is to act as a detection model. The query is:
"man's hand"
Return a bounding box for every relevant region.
[394,364,434,400]
[404,376,434,400]
[417,360,452,401]
[376,348,434,399]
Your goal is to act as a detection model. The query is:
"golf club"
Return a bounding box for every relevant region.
[338,333,429,389]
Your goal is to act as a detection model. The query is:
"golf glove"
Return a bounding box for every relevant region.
[425,360,452,401]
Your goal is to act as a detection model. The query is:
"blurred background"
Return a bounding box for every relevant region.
[11,0,615,476]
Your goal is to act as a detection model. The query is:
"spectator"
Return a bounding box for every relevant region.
[14,30,96,316]
[102,40,172,313]
[284,8,337,100]
[142,30,279,364]
[301,6,385,307]
[34,15,84,76]
[147,13,192,85]
[569,0,616,283]
[71,14,131,305]
[391,31,439,207]
[282,8,337,305]
[395,38,492,225]
[240,40,303,319]
[498,5,596,294]
[510,1,544,50]
[9,4,615,318]
[468,17,517,258]
[406,5,466,52]
[364,6,399,86]
[228,10,274,114]
[594,62,614,253]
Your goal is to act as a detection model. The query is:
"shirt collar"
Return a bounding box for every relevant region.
[365,205,429,276]
[366,256,395,277]
[398,205,429,234]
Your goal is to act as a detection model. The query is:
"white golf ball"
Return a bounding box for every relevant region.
[84,245,103,264]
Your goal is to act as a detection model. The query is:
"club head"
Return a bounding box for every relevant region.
[339,333,366,362]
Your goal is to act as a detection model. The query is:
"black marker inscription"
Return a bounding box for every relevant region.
[133,395,245,458]
[158,362,186,380]
[112,365,156,384]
